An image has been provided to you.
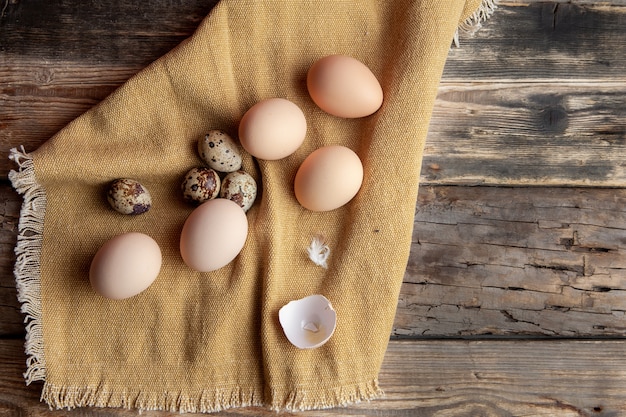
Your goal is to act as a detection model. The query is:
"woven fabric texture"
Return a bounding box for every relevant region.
[10,0,489,412]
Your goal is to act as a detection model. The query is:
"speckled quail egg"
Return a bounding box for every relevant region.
[107,178,152,215]
[181,167,221,204]
[198,130,243,173]
[219,170,257,212]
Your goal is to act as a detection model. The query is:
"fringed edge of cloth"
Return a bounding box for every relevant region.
[269,378,383,412]
[40,379,380,412]
[8,146,48,385]
[454,0,498,47]
[42,383,266,413]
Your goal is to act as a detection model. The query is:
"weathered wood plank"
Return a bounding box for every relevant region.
[0,0,220,64]
[0,0,218,177]
[2,338,626,416]
[450,3,626,82]
[0,182,21,337]
[397,185,626,337]
[425,82,626,186]
[506,1,626,6]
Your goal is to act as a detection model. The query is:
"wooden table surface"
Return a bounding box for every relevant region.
[2,1,626,415]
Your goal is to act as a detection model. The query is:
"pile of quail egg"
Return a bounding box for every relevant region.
[107,130,257,215]
[182,129,257,212]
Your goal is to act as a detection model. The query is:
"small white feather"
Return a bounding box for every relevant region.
[307,235,330,269]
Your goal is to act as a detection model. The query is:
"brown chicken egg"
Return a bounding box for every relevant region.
[294,145,363,212]
[238,98,307,160]
[307,54,383,118]
[89,232,162,300]
[179,198,248,272]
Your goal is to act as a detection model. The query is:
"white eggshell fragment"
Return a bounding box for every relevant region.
[307,54,383,118]
[279,294,337,349]
[89,232,162,300]
[238,98,307,160]
[107,178,152,215]
[294,145,364,212]
[181,167,221,204]
[198,130,243,173]
[220,170,257,212]
[180,198,248,272]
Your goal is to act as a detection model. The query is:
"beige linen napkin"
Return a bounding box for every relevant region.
[9,0,495,412]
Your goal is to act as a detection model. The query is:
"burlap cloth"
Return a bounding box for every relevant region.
[9,0,495,412]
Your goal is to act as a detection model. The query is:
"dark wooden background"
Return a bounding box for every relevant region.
[1,0,626,415]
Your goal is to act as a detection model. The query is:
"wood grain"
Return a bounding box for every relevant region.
[2,338,626,416]
[426,82,626,186]
[0,0,220,64]
[0,182,20,337]
[449,3,626,82]
[4,80,625,186]
[398,185,626,337]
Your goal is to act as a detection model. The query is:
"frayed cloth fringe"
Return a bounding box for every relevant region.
[454,0,498,47]
[270,378,383,412]
[41,379,381,413]
[42,383,265,413]
[8,146,48,385]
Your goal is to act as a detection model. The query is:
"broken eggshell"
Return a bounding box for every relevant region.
[278,294,337,349]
